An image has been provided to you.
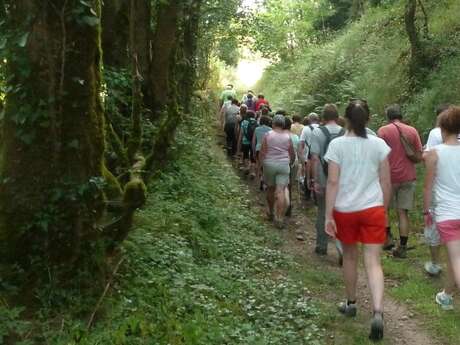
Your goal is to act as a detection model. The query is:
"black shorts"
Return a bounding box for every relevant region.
[242,144,255,162]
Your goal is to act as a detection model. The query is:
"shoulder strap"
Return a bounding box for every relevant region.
[319,126,331,143]
[309,125,314,131]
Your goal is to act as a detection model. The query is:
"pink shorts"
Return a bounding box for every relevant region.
[437,220,460,244]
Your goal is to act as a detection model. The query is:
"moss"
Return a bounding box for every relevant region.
[102,165,123,201]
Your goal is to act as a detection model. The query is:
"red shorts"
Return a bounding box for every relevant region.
[437,219,460,244]
[334,206,386,245]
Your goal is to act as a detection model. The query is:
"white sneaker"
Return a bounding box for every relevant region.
[435,290,454,310]
[424,261,442,276]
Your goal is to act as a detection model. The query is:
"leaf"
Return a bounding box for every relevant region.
[0,38,6,49]
[68,139,80,149]
[79,0,91,7]
[17,32,29,47]
[80,15,100,27]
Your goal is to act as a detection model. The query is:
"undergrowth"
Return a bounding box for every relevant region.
[0,99,325,344]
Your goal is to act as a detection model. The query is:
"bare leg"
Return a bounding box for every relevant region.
[266,186,275,216]
[444,259,457,296]
[430,245,441,265]
[342,244,359,302]
[274,185,287,221]
[398,209,410,238]
[446,240,460,290]
[363,244,385,312]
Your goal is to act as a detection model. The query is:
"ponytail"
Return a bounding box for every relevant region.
[345,100,370,138]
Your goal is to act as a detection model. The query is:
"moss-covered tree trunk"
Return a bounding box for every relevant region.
[0,0,106,268]
[148,0,182,117]
[101,0,129,68]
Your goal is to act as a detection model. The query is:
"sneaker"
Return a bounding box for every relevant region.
[369,312,384,341]
[424,262,442,276]
[392,245,407,258]
[435,290,454,310]
[338,301,357,317]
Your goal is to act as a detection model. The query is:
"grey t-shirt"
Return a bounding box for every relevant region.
[310,124,343,187]
[225,105,239,125]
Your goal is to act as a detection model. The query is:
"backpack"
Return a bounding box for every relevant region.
[319,126,345,176]
[245,118,258,142]
[304,125,315,159]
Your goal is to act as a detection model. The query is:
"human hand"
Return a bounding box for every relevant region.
[325,219,337,238]
[424,211,433,228]
[313,181,323,195]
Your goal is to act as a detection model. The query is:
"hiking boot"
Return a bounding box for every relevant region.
[338,301,357,317]
[369,312,384,341]
[314,247,327,256]
[436,290,454,310]
[338,254,343,267]
[424,262,442,276]
[392,245,407,258]
[285,205,292,217]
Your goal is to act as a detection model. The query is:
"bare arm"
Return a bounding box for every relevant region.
[259,136,268,164]
[288,140,295,166]
[423,150,438,214]
[325,161,340,237]
[378,158,392,209]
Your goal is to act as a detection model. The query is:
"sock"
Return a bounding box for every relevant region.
[400,236,408,247]
[347,300,356,306]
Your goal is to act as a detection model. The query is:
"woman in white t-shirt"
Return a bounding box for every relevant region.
[424,106,460,309]
[324,100,391,341]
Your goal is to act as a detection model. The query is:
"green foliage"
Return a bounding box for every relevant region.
[15,97,324,344]
[256,0,460,133]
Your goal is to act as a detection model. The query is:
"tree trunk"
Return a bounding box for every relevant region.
[404,0,426,77]
[148,0,182,117]
[101,0,129,68]
[0,0,106,268]
[179,0,202,114]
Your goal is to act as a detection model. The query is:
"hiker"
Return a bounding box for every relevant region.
[221,98,240,157]
[422,104,451,276]
[253,115,272,190]
[255,94,270,112]
[291,114,304,137]
[300,112,320,200]
[283,116,300,217]
[220,84,236,107]
[238,110,258,177]
[423,105,460,310]
[311,105,345,260]
[324,99,391,341]
[259,114,295,228]
[377,104,423,258]
[244,91,257,112]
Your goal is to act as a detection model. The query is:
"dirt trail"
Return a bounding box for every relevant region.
[238,169,441,345]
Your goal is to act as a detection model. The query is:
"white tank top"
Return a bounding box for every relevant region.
[433,144,460,222]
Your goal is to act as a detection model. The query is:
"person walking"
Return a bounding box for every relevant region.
[300,112,320,199]
[377,104,423,258]
[221,99,240,157]
[311,105,345,258]
[253,115,272,190]
[259,114,295,228]
[283,117,300,217]
[422,104,450,276]
[424,106,460,310]
[291,114,304,137]
[325,100,391,341]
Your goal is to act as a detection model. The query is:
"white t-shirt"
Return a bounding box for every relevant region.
[425,128,443,151]
[300,123,319,159]
[324,135,391,213]
[433,144,460,222]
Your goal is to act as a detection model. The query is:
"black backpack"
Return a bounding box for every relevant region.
[245,118,258,142]
[319,126,345,176]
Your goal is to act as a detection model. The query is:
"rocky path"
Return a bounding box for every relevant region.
[240,169,440,345]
